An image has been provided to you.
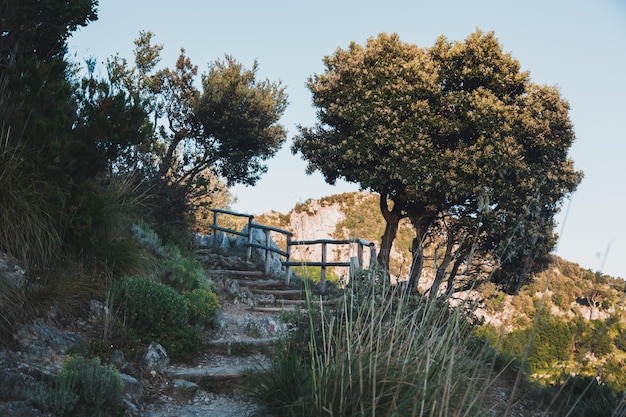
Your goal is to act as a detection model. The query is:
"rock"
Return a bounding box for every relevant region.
[89,299,107,322]
[194,232,212,248]
[120,373,144,403]
[0,251,26,289]
[170,379,198,402]
[245,317,283,339]
[111,349,138,377]
[15,319,86,365]
[212,309,226,331]
[0,400,51,417]
[122,398,140,416]
[218,279,255,308]
[198,253,258,271]
[195,231,232,252]
[143,343,169,375]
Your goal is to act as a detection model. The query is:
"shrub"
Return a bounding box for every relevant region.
[250,281,493,416]
[543,375,619,417]
[111,275,190,334]
[161,245,210,292]
[152,324,202,363]
[246,341,312,417]
[110,275,203,361]
[29,355,124,417]
[185,288,220,327]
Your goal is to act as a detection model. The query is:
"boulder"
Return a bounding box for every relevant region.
[143,342,169,375]
[15,319,86,365]
[120,373,144,403]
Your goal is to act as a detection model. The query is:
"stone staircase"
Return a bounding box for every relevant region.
[142,250,348,417]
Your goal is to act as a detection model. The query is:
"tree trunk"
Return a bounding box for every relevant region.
[407,236,424,293]
[407,215,433,293]
[377,193,403,279]
[428,231,455,299]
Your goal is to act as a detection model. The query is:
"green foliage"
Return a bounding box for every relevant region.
[185,288,221,327]
[246,341,312,417]
[111,276,190,333]
[0,129,62,272]
[294,30,581,295]
[29,355,124,417]
[110,275,203,361]
[289,264,340,284]
[160,245,210,292]
[499,309,575,375]
[151,324,202,363]
[543,375,620,417]
[577,320,613,357]
[252,281,495,416]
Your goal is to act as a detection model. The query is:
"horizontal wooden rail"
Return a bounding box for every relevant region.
[208,208,377,291]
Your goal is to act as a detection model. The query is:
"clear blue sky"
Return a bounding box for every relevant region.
[68,0,626,278]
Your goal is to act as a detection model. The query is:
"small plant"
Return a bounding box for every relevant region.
[28,373,79,416]
[246,341,312,416]
[185,287,220,327]
[250,280,495,416]
[29,355,124,417]
[161,245,211,292]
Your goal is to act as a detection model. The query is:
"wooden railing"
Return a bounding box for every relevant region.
[208,208,377,290]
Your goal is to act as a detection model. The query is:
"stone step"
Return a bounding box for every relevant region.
[206,337,278,355]
[209,269,265,277]
[234,278,290,290]
[165,362,266,383]
[252,306,301,313]
[251,288,305,299]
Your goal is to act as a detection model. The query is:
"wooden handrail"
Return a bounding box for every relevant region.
[208,208,377,290]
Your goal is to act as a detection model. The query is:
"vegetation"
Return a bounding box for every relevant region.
[2,2,624,416]
[29,355,124,417]
[293,31,582,296]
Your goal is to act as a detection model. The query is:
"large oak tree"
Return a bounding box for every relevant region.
[293,31,581,295]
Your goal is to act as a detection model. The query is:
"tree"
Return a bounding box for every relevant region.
[293,31,581,296]
[0,0,100,269]
[107,32,288,220]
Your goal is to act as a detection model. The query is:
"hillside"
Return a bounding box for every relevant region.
[257,192,626,390]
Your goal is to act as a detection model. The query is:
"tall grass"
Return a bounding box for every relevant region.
[0,126,62,272]
[249,269,626,416]
[249,278,505,416]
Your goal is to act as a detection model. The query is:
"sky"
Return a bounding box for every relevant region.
[68,0,626,278]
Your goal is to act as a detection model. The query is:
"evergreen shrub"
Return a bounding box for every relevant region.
[29,355,124,417]
[185,288,220,327]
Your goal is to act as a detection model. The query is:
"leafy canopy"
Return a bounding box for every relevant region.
[293,31,582,295]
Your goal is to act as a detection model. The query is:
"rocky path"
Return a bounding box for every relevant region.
[138,254,309,417]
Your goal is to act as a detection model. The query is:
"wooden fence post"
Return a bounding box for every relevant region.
[212,210,219,250]
[320,242,327,294]
[285,235,292,285]
[246,217,253,261]
[369,245,377,281]
[263,229,271,275]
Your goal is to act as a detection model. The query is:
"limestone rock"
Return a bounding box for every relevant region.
[143,342,169,375]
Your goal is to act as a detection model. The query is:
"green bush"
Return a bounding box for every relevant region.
[185,288,220,327]
[29,355,124,417]
[161,245,209,292]
[152,324,202,363]
[251,282,491,416]
[111,276,190,333]
[110,275,203,361]
[544,375,619,417]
